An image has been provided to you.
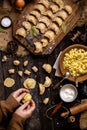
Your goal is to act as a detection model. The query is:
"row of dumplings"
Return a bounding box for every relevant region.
[16,0,72,53]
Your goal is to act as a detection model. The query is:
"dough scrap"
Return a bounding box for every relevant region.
[18,71,23,77]
[43,97,49,105]
[39,83,45,95]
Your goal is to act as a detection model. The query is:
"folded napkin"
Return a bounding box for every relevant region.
[53,51,62,77]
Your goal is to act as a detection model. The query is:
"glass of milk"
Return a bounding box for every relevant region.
[59,84,78,102]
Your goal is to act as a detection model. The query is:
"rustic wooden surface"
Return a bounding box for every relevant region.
[0,23,87,130]
[0,0,87,130]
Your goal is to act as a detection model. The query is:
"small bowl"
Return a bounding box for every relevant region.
[0,16,12,28]
[59,84,78,103]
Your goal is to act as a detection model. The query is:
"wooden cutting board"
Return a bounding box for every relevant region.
[13,0,81,55]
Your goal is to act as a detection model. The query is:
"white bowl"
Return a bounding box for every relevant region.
[59,84,78,102]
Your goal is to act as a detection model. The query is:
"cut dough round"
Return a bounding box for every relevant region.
[4,77,15,87]
[22,93,32,103]
[23,78,36,89]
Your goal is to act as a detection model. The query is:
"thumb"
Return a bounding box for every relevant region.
[17,92,26,102]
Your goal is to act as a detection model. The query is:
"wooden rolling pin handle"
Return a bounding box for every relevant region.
[50,101,63,117]
[60,111,70,117]
[60,101,87,118]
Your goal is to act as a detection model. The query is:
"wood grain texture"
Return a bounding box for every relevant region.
[0,16,87,130]
[13,0,80,55]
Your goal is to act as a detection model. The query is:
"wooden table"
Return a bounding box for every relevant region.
[0,1,87,130]
[0,23,87,130]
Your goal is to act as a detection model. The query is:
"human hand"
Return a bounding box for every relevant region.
[11,88,29,103]
[15,99,35,120]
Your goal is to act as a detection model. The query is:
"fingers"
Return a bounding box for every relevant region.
[20,99,35,112]
[17,92,26,102]
[12,88,29,97]
[25,99,36,114]
[30,99,36,111]
[15,99,36,120]
[14,88,29,97]
[12,88,29,103]
[20,101,30,110]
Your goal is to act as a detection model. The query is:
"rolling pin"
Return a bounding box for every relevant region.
[60,101,87,117]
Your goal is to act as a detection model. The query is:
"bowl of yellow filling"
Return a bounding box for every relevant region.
[59,44,87,82]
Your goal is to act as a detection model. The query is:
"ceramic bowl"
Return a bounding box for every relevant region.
[59,84,78,103]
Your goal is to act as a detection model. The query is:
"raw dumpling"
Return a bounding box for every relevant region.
[49,4,59,13]
[38,0,50,8]
[64,5,72,14]
[36,22,46,34]
[49,23,60,34]
[43,76,52,88]
[57,10,68,20]
[39,83,45,95]
[26,15,37,25]
[44,30,55,42]
[42,64,52,73]
[41,38,49,47]
[16,27,26,38]
[44,10,54,19]
[22,21,31,31]
[34,4,46,14]
[53,17,63,26]
[34,41,43,53]
[30,10,41,19]
[39,16,51,27]
[53,0,64,9]
[22,93,32,103]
